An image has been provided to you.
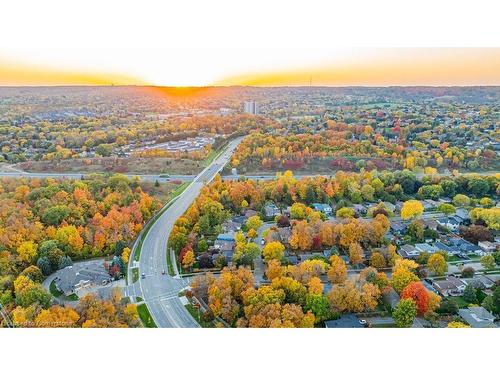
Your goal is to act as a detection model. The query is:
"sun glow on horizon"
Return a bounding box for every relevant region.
[0,48,499,87]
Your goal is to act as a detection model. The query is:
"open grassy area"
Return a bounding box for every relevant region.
[49,280,63,297]
[137,304,157,328]
[184,303,214,328]
[132,268,139,283]
[49,280,79,301]
[448,296,469,308]
[18,156,204,175]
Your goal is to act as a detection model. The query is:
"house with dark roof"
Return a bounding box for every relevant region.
[263,203,280,219]
[432,276,467,297]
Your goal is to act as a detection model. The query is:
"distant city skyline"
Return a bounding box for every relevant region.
[0,48,499,87]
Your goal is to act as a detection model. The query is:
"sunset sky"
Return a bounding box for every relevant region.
[1,48,498,87]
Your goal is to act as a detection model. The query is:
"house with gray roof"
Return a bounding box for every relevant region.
[459,306,496,328]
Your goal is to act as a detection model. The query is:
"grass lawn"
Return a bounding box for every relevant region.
[132,268,139,283]
[448,296,469,308]
[166,248,175,276]
[184,303,214,328]
[49,280,63,297]
[49,280,79,301]
[137,304,157,328]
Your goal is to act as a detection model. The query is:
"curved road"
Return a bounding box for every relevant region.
[126,137,243,327]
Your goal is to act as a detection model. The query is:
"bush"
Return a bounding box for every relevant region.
[436,299,458,315]
[461,267,475,278]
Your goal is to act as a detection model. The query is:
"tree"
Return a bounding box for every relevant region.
[437,203,456,215]
[463,284,477,304]
[37,256,52,276]
[427,253,448,276]
[262,241,285,262]
[461,267,475,278]
[20,265,44,283]
[247,228,258,240]
[400,282,430,316]
[408,220,424,242]
[349,242,364,266]
[327,255,347,284]
[336,207,355,219]
[453,194,470,207]
[290,203,308,220]
[182,250,195,270]
[480,254,496,271]
[121,247,131,264]
[393,298,417,328]
[16,241,38,263]
[233,243,260,266]
[307,276,324,295]
[246,215,263,232]
[369,252,386,270]
[289,220,313,252]
[401,200,424,220]
[265,259,283,281]
[447,321,470,328]
[392,259,419,294]
[304,293,330,323]
[460,225,493,245]
[41,205,69,226]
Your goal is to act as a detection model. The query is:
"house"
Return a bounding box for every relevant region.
[54,266,91,296]
[432,276,467,297]
[434,241,454,255]
[464,275,495,290]
[448,238,481,254]
[415,243,438,254]
[436,217,460,231]
[455,208,470,224]
[324,314,365,328]
[214,232,236,252]
[312,203,333,216]
[422,218,438,231]
[458,307,496,328]
[478,241,497,253]
[352,204,367,216]
[398,244,419,259]
[390,221,407,235]
[263,203,280,219]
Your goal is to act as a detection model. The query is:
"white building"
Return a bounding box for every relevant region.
[243,101,259,115]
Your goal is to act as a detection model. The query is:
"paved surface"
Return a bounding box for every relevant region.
[127,137,244,328]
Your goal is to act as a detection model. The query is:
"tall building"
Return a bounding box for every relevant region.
[243,101,259,115]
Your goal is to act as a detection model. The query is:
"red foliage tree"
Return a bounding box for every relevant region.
[400,281,429,316]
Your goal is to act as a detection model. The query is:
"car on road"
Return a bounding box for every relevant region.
[161,270,166,275]
[261,239,265,245]
[141,273,146,279]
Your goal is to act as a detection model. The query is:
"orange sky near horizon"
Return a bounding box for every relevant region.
[0,48,499,87]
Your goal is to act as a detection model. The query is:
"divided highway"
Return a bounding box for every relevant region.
[127,137,243,327]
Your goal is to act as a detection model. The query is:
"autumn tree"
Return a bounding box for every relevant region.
[369,252,386,270]
[427,253,448,276]
[401,200,424,220]
[349,242,364,266]
[327,255,347,284]
[262,241,285,262]
[393,298,417,327]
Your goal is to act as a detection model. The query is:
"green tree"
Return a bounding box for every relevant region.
[463,284,477,304]
[393,298,417,328]
[304,294,330,324]
[42,205,70,225]
[480,254,496,271]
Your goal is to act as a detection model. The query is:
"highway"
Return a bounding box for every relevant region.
[125,137,243,327]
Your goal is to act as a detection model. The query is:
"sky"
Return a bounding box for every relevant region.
[1,48,499,87]
[1,1,499,87]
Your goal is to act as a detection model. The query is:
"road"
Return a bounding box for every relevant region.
[1,169,497,182]
[125,137,243,327]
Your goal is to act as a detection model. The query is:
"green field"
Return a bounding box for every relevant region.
[137,304,157,328]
